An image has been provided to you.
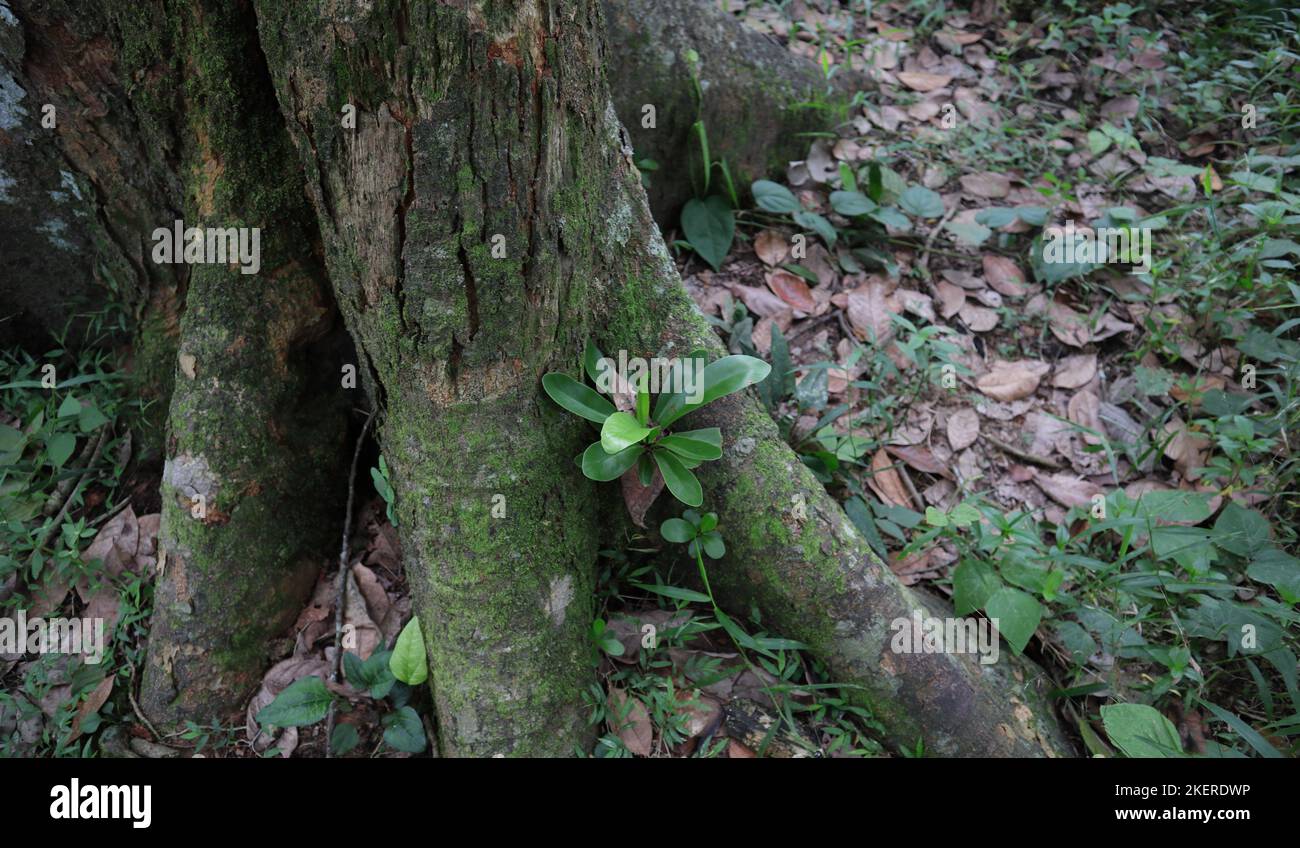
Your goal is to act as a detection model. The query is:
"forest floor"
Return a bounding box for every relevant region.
[2,0,1297,758]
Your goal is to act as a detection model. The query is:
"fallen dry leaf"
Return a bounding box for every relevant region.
[897,71,953,92]
[754,230,789,266]
[976,360,1050,402]
[960,171,1011,198]
[846,278,896,344]
[1032,470,1104,508]
[936,280,965,318]
[982,255,1027,296]
[1067,389,1104,444]
[620,465,664,528]
[947,408,981,451]
[1052,353,1098,389]
[608,687,653,756]
[730,283,792,318]
[887,444,951,477]
[958,302,999,332]
[766,269,817,313]
[868,448,913,508]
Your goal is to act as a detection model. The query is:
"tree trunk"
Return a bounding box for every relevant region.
[252,0,635,756]
[132,1,352,727]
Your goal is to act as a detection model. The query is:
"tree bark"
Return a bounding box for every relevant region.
[253,0,632,756]
[125,1,352,727]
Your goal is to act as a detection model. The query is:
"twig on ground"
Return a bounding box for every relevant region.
[326,408,376,758]
[126,658,163,742]
[984,434,1062,470]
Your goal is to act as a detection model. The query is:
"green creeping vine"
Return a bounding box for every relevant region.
[542,341,770,507]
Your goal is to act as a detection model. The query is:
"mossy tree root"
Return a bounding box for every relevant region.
[137,0,350,727]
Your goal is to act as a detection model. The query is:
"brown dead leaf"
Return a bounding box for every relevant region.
[1031,470,1104,508]
[754,230,789,266]
[1052,353,1097,389]
[960,172,1012,198]
[976,360,1049,401]
[897,71,953,92]
[620,465,664,528]
[958,302,999,332]
[936,280,966,318]
[766,269,817,313]
[608,687,653,756]
[730,283,793,319]
[69,675,114,741]
[947,408,980,451]
[981,255,1027,296]
[846,278,896,344]
[887,444,951,477]
[867,449,912,508]
[1067,389,1104,445]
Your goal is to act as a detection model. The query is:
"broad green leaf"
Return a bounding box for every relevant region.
[344,650,396,699]
[898,185,945,218]
[580,442,643,481]
[660,518,695,543]
[985,587,1041,654]
[659,427,722,461]
[57,395,81,418]
[600,411,654,454]
[952,558,1000,616]
[869,206,911,231]
[924,506,948,527]
[945,220,992,245]
[752,179,800,213]
[654,450,703,507]
[655,355,771,427]
[1211,502,1270,557]
[1101,703,1184,758]
[390,617,428,686]
[701,531,725,559]
[1135,489,1213,524]
[794,210,836,248]
[829,190,877,216]
[682,195,735,271]
[542,373,615,423]
[78,403,109,433]
[330,722,360,755]
[1247,548,1300,604]
[256,676,332,728]
[382,705,428,753]
[698,512,718,533]
[46,432,75,468]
